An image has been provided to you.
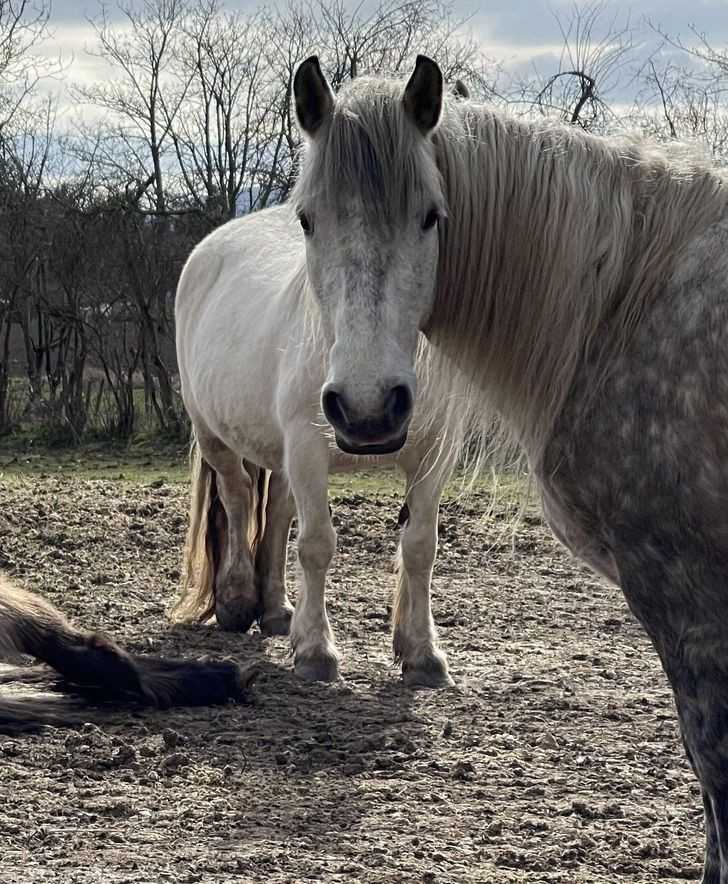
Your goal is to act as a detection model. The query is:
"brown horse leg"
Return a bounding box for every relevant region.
[256,471,296,637]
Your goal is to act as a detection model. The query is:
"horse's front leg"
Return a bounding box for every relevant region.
[618,557,728,884]
[392,464,452,687]
[669,645,728,884]
[699,785,721,883]
[676,736,720,883]
[256,471,296,637]
[286,434,339,682]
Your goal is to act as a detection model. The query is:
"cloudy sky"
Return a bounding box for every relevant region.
[33,0,728,119]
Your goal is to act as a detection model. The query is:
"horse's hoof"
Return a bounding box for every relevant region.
[402,653,453,689]
[294,651,340,683]
[215,601,258,633]
[259,606,293,637]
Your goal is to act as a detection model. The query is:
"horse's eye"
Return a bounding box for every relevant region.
[299,213,313,235]
[422,208,439,231]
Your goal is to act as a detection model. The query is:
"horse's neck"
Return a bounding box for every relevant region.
[433,106,728,459]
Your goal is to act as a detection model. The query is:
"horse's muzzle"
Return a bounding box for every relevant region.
[321,381,413,455]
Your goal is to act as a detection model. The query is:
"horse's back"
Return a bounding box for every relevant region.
[176,205,303,351]
[176,207,310,467]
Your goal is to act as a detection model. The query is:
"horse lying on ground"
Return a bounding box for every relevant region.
[0,573,253,732]
[291,54,728,883]
[173,205,464,687]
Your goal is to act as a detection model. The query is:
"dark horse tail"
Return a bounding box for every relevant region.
[0,574,254,733]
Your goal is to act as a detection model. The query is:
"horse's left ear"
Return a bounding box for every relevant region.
[452,79,469,100]
[294,56,335,137]
[403,55,443,135]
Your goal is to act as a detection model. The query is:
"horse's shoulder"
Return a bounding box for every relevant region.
[668,207,728,295]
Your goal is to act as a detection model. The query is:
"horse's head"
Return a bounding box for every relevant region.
[293,55,444,455]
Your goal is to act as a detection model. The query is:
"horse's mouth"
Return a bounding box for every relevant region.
[334,431,408,456]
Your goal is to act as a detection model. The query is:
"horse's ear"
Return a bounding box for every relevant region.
[403,55,443,135]
[452,79,469,100]
[294,56,334,137]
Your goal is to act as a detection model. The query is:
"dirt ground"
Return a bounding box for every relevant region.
[0,467,706,884]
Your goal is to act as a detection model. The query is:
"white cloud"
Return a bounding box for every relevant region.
[31,0,728,127]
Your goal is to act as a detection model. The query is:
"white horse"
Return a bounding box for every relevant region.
[290,55,728,881]
[173,205,459,686]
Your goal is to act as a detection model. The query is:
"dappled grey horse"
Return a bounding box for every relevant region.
[291,54,728,882]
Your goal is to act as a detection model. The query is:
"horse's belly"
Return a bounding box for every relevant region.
[540,483,619,585]
[227,432,285,471]
[213,389,286,469]
[182,355,285,470]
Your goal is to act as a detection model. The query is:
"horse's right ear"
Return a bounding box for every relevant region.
[403,55,443,135]
[294,56,334,137]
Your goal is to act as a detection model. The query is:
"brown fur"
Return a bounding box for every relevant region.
[0,573,253,732]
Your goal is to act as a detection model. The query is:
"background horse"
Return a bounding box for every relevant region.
[0,573,251,732]
[174,206,462,687]
[291,55,728,882]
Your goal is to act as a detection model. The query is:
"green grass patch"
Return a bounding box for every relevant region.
[0,437,190,484]
[0,436,532,516]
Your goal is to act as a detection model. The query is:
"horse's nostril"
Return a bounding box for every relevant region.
[385,384,413,424]
[322,387,350,430]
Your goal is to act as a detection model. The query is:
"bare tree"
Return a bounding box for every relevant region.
[636,26,728,164]
[78,0,191,214]
[260,0,498,201]
[0,0,57,133]
[166,0,282,220]
[299,0,492,91]
[510,1,635,130]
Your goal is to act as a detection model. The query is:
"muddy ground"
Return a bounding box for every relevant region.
[0,468,706,883]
